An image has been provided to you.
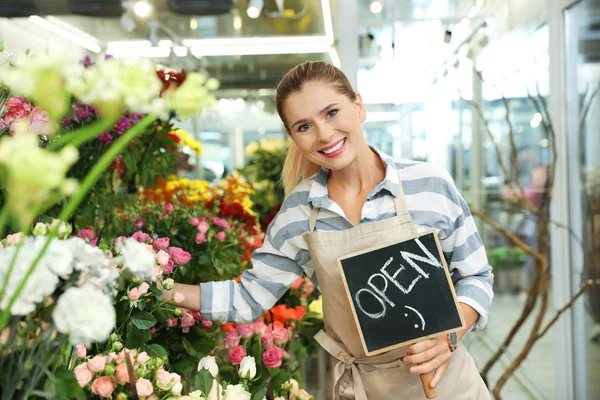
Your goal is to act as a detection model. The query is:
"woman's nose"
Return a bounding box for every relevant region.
[315,125,334,143]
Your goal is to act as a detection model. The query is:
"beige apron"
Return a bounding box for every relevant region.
[302,176,490,400]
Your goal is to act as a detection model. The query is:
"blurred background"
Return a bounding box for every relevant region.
[1,0,599,398]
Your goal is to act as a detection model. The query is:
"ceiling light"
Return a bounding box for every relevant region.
[190,42,331,57]
[247,0,263,18]
[370,1,383,14]
[190,18,198,30]
[183,35,329,46]
[28,16,101,53]
[106,46,171,58]
[233,15,242,30]
[133,1,153,18]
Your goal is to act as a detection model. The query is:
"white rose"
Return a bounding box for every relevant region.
[282,379,299,393]
[197,356,219,378]
[274,397,285,400]
[52,287,116,346]
[223,384,251,400]
[238,356,256,379]
[117,238,156,280]
[187,390,205,400]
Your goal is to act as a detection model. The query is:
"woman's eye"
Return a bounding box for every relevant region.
[298,124,310,132]
[327,109,338,118]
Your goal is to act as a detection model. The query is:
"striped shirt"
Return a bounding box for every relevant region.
[200,148,494,330]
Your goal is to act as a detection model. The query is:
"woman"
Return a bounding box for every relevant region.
[166,61,493,399]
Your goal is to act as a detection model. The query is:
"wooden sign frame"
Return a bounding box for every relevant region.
[337,229,466,357]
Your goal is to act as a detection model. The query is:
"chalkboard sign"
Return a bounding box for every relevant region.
[338,230,465,356]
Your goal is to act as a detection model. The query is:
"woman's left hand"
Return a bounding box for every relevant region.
[403,335,452,388]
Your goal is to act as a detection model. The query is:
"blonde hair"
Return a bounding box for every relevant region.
[276,61,357,195]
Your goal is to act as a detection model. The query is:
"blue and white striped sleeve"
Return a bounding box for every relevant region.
[199,193,309,324]
[437,170,494,330]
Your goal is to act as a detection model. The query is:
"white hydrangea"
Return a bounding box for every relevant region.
[0,236,64,314]
[53,286,115,347]
[116,238,156,280]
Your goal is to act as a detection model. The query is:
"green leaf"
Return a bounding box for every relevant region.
[174,359,196,374]
[194,369,214,396]
[192,336,217,356]
[181,337,199,358]
[253,382,269,400]
[25,48,30,55]
[143,343,167,358]
[0,41,4,52]
[126,323,143,348]
[131,310,157,330]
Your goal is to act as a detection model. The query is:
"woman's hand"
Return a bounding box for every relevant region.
[403,335,452,388]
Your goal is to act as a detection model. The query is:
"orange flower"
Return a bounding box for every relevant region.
[221,322,235,332]
[294,306,307,321]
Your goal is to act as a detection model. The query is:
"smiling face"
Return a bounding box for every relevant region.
[281,81,368,171]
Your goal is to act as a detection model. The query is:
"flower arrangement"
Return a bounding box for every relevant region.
[0,48,219,399]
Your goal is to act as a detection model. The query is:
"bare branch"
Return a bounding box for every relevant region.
[536,279,597,340]
[502,97,528,204]
[471,209,543,261]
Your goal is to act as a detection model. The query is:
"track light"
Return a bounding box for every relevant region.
[133,0,152,17]
[370,1,383,14]
[247,0,263,19]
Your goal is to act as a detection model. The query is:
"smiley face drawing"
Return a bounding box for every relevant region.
[404,305,426,331]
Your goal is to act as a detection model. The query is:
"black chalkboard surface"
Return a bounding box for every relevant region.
[338,230,465,356]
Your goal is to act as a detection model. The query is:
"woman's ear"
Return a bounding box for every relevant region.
[354,92,367,123]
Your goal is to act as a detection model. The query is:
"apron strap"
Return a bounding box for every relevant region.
[309,206,319,233]
[315,330,368,400]
[393,174,410,216]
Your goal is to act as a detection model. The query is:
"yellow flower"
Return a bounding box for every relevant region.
[245,141,259,157]
[308,296,323,319]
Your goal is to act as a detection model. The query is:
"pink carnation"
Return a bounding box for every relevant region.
[197,220,209,234]
[165,203,174,213]
[228,345,246,365]
[190,217,200,227]
[212,217,231,230]
[163,260,174,274]
[152,237,170,250]
[195,232,207,244]
[216,231,226,241]
[28,107,58,135]
[77,228,96,241]
[132,231,151,243]
[180,309,195,332]
[167,247,191,265]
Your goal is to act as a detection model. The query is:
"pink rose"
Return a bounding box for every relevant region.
[138,282,150,294]
[253,322,267,335]
[106,352,117,364]
[192,312,203,322]
[173,292,185,303]
[163,260,174,274]
[201,320,213,329]
[128,288,142,301]
[117,350,135,365]
[216,231,226,241]
[152,237,170,250]
[197,220,209,234]
[156,250,170,267]
[224,330,241,348]
[272,326,290,345]
[76,344,87,359]
[171,372,181,383]
[237,324,254,338]
[154,265,163,278]
[74,364,93,387]
[190,217,200,227]
[165,203,174,213]
[115,363,131,383]
[91,376,116,398]
[180,309,195,331]
[195,232,207,244]
[212,217,231,229]
[137,351,150,364]
[172,382,183,395]
[261,332,273,349]
[262,347,283,369]
[132,231,151,243]
[156,367,172,387]
[87,354,106,373]
[167,247,191,265]
[136,378,154,398]
[228,345,246,365]
[28,107,58,135]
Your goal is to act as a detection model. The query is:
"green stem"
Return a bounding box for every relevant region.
[0,205,10,239]
[0,115,157,330]
[46,115,120,151]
